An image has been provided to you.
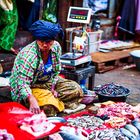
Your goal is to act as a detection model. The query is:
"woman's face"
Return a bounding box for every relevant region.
[37,40,54,52]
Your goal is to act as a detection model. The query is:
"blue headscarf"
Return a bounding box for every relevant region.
[29,20,64,42]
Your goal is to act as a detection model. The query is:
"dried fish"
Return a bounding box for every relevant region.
[67,115,105,130]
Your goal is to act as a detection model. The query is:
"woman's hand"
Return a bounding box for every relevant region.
[28,95,41,114]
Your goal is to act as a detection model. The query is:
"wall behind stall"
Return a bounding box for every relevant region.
[58,0,83,29]
[57,0,83,52]
[14,0,82,52]
[57,0,119,52]
[14,0,119,52]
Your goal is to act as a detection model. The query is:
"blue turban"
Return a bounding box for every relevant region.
[29,20,64,42]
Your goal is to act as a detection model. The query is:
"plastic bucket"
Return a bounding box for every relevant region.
[130,50,140,71]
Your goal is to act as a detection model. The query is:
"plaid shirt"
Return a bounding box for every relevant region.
[10,41,61,101]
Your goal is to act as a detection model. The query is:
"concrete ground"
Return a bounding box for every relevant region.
[94,65,140,106]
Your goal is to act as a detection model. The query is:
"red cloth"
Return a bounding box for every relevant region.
[0,102,63,140]
[0,102,35,140]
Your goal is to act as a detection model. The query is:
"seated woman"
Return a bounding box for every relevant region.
[9,20,83,116]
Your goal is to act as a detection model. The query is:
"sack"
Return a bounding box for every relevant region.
[0,0,13,11]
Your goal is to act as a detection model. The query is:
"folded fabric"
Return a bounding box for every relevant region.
[32,88,64,112]
[63,104,86,114]
[0,77,9,87]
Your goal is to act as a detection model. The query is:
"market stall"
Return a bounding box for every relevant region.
[0,2,140,140]
[1,101,140,140]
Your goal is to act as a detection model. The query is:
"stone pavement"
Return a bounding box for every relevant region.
[94,65,140,106]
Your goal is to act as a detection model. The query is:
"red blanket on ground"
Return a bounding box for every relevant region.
[0,102,63,140]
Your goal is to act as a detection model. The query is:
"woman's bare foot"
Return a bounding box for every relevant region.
[10,48,19,55]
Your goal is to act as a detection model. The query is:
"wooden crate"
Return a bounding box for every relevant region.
[91,48,140,73]
[94,56,133,73]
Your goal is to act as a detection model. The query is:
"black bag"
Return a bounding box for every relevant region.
[0,52,16,73]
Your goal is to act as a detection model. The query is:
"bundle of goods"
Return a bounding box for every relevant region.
[94,83,130,102]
